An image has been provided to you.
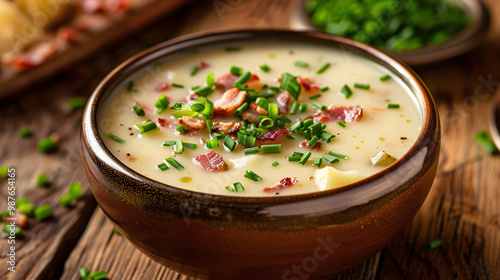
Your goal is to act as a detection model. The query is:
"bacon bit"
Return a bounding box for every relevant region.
[57,27,81,43]
[310,106,363,123]
[263,177,298,192]
[301,140,322,150]
[257,129,288,142]
[193,151,228,172]
[156,83,170,92]
[179,116,206,130]
[213,88,247,116]
[297,77,320,92]
[3,213,28,229]
[199,61,210,70]
[156,118,175,128]
[11,42,58,69]
[249,102,267,115]
[215,73,260,92]
[211,121,242,134]
[187,93,201,101]
[276,92,290,114]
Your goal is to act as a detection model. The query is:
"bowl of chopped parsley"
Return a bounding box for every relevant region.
[292,0,490,65]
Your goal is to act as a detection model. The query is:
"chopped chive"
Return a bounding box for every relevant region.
[354,83,370,90]
[426,239,443,251]
[295,61,309,68]
[88,270,107,280]
[166,157,184,170]
[223,135,237,151]
[321,154,340,164]
[133,105,145,116]
[290,120,304,132]
[162,140,176,146]
[206,71,215,87]
[113,228,121,235]
[268,103,279,121]
[19,203,35,216]
[234,71,252,86]
[137,120,159,134]
[313,102,326,111]
[316,63,331,74]
[191,65,199,76]
[157,162,169,171]
[126,81,137,92]
[309,94,322,100]
[329,151,349,160]
[261,144,281,154]
[34,204,53,221]
[176,124,189,134]
[19,127,33,138]
[308,135,319,147]
[194,86,214,97]
[172,83,184,88]
[205,139,219,149]
[3,223,22,237]
[0,166,8,179]
[183,142,197,149]
[37,173,49,187]
[255,97,269,111]
[280,73,301,100]
[258,116,274,129]
[237,131,256,148]
[475,131,499,154]
[262,84,269,90]
[380,74,391,81]
[69,183,82,199]
[211,133,224,140]
[68,97,87,110]
[337,121,346,127]
[292,152,304,157]
[175,139,184,154]
[154,94,171,114]
[225,47,241,52]
[387,103,400,109]
[0,211,10,219]
[313,157,322,167]
[191,86,201,91]
[320,131,335,142]
[107,133,125,143]
[171,102,184,110]
[189,100,205,112]
[16,198,30,207]
[277,114,292,123]
[286,135,296,140]
[244,170,262,181]
[270,86,280,92]
[38,137,58,153]
[259,64,271,72]
[299,103,308,113]
[244,147,259,155]
[340,85,353,99]
[79,267,90,278]
[226,182,245,192]
[321,86,330,92]
[290,102,300,115]
[288,155,301,162]
[59,194,73,207]
[271,161,279,167]
[299,152,312,165]
[230,66,243,76]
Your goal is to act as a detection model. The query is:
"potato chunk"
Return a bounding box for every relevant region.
[0,0,41,61]
[314,166,363,191]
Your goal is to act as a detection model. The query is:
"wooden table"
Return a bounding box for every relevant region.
[1,1,499,279]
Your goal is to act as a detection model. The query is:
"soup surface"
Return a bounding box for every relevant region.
[99,42,422,196]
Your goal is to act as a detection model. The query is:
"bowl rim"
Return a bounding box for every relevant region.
[82,29,439,204]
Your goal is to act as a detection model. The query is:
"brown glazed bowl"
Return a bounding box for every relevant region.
[81,30,440,279]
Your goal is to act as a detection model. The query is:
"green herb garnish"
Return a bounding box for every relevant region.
[176,124,188,134]
[340,85,353,99]
[107,133,125,143]
[38,137,58,153]
[387,103,400,109]
[259,64,271,72]
[426,239,443,251]
[271,161,279,167]
[37,174,50,187]
[166,157,184,170]
[380,74,391,81]
[191,65,199,76]
[19,127,33,138]
[295,61,309,68]
[354,83,370,90]
[230,66,243,76]
[68,97,87,110]
[225,182,244,192]
[34,204,53,221]
[205,139,219,149]
[280,73,301,100]
[316,63,331,74]
[337,121,346,127]
[172,83,184,88]
[127,81,137,92]
[223,135,237,151]
[244,170,262,181]
[133,105,145,116]
[261,144,281,154]
[313,102,326,111]
[475,131,499,154]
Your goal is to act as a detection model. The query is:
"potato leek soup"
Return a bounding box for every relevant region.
[99,43,422,197]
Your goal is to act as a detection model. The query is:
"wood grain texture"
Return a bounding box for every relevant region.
[2,0,500,279]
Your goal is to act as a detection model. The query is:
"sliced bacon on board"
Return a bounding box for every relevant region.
[310,105,363,123]
[263,177,298,192]
[213,88,247,116]
[193,151,228,172]
[179,116,206,130]
[211,121,242,134]
[257,129,288,142]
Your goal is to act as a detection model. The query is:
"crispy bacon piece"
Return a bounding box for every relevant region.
[211,121,242,134]
[276,92,291,114]
[301,140,322,150]
[257,129,288,142]
[179,116,206,130]
[193,151,228,172]
[215,73,260,92]
[213,88,247,116]
[11,42,58,69]
[156,83,170,92]
[187,93,201,101]
[241,102,267,123]
[310,105,363,123]
[297,77,320,92]
[3,213,28,229]
[263,177,298,192]
[199,61,210,70]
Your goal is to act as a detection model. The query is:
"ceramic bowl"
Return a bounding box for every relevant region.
[81,30,440,279]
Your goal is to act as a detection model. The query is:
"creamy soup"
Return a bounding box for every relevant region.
[99,42,422,196]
